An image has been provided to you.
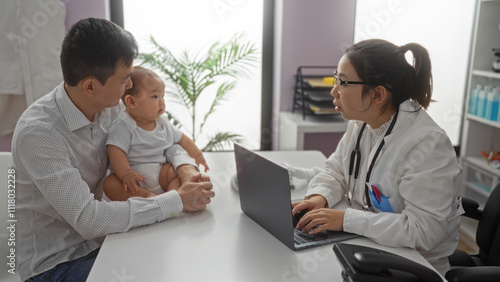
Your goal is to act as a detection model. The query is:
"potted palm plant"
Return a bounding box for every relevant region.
[137,34,259,151]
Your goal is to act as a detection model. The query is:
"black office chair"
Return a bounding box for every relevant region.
[446,183,500,282]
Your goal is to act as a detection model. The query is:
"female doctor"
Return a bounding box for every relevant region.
[292,39,463,276]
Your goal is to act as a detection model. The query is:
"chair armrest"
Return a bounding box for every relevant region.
[446,266,500,282]
[461,197,482,220]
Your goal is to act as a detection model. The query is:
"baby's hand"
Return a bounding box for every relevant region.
[120,171,145,193]
[194,154,209,172]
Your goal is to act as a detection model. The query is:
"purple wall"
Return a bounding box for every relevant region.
[63,0,109,30]
[272,0,356,151]
[0,133,12,152]
[278,0,355,112]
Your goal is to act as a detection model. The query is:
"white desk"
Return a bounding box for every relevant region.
[87,151,441,282]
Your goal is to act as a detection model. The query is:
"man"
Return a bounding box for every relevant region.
[12,18,215,281]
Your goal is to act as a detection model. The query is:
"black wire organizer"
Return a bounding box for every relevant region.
[292,66,340,120]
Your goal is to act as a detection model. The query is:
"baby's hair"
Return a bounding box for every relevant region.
[122,66,163,102]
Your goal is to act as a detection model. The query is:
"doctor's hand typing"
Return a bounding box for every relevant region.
[292,195,345,234]
[295,209,345,235]
[291,195,327,216]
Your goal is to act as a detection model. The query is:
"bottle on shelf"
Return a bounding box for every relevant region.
[476,85,489,118]
[474,84,500,122]
[469,84,482,115]
[485,87,495,120]
[492,87,500,122]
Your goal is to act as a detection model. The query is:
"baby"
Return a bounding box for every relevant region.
[104,66,209,201]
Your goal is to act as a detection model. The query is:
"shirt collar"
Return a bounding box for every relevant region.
[55,83,93,131]
[382,99,420,144]
[367,112,395,137]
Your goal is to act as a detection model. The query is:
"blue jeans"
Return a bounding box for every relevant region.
[26,248,100,282]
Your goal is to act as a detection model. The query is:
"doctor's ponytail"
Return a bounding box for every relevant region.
[344,39,433,109]
[399,43,433,109]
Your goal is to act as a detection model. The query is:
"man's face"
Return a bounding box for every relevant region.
[94,61,134,108]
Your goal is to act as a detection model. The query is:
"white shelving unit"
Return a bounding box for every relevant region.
[461,0,500,208]
[460,0,500,246]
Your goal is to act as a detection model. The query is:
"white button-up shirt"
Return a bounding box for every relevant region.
[12,83,193,280]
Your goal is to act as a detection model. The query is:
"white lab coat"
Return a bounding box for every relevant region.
[0,0,65,135]
[306,99,463,276]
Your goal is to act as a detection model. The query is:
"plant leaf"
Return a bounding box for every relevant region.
[198,81,236,135]
[162,111,182,129]
[202,131,244,152]
[204,33,259,79]
[137,33,258,150]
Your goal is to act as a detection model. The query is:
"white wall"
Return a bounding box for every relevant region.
[354,0,476,145]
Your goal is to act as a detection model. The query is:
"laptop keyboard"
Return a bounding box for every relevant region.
[293,226,331,245]
[294,228,315,244]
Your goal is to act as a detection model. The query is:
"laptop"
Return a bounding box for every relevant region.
[234,144,359,251]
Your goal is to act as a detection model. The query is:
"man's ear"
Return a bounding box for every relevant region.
[81,77,97,97]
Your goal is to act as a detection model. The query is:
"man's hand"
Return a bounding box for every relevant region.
[177,164,201,184]
[177,174,215,212]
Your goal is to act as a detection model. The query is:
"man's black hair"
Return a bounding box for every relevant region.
[60,18,138,86]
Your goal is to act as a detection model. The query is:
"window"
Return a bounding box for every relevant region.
[122,0,264,150]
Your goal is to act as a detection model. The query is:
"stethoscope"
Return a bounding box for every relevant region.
[346,107,399,211]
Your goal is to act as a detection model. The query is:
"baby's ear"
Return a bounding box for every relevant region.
[124,94,136,108]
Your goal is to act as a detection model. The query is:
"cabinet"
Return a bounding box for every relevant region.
[292,66,339,120]
[461,0,500,208]
[278,111,348,156]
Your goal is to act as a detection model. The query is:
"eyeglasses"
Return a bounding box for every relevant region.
[333,72,368,94]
